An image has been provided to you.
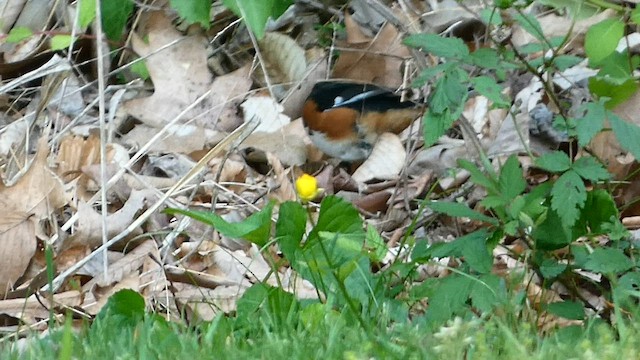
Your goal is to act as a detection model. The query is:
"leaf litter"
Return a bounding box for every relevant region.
[0,0,636,338]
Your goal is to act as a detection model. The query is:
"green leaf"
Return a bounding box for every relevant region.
[609,112,640,161]
[101,0,134,42]
[470,274,503,313]
[223,0,293,39]
[236,283,297,329]
[403,33,469,59]
[426,201,498,225]
[425,275,474,324]
[536,151,571,172]
[576,101,605,146]
[131,59,150,80]
[423,110,456,147]
[573,189,618,237]
[78,0,96,28]
[429,71,468,113]
[365,225,388,263]
[458,159,499,193]
[551,170,586,228]
[275,201,307,261]
[539,258,567,279]
[411,63,453,87]
[5,26,32,43]
[513,13,545,42]
[95,289,145,323]
[170,0,211,28]
[584,248,633,274]
[165,202,274,246]
[632,7,640,25]
[531,208,572,250]
[551,55,583,71]
[458,230,493,274]
[589,77,637,108]
[50,35,74,50]
[471,76,509,107]
[584,18,624,66]
[572,157,609,181]
[467,48,503,69]
[546,301,585,320]
[499,155,526,200]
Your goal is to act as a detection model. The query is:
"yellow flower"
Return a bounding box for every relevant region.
[295,173,322,202]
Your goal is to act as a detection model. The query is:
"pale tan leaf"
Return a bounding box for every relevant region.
[0,291,81,325]
[240,96,290,133]
[352,133,406,183]
[0,208,35,294]
[259,32,306,84]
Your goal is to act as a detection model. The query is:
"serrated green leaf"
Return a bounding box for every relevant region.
[468,48,503,69]
[499,155,526,200]
[426,201,498,225]
[425,275,474,324]
[404,33,469,59]
[572,157,609,181]
[470,274,503,313]
[101,0,134,42]
[459,230,493,274]
[609,112,640,161]
[576,102,605,146]
[514,13,545,42]
[165,202,274,246]
[546,301,584,320]
[536,151,572,172]
[50,35,74,50]
[584,248,633,274]
[423,110,455,147]
[6,26,32,43]
[170,0,211,28]
[471,76,509,107]
[584,18,624,66]
[551,170,586,228]
[458,159,499,193]
[411,63,452,87]
[539,258,567,279]
[78,0,96,28]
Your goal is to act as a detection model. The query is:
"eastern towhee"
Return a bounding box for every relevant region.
[302,81,423,161]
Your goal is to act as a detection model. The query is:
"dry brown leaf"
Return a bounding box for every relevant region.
[241,130,307,166]
[122,11,217,129]
[0,290,81,325]
[352,133,406,183]
[84,274,141,315]
[258,32,306,85]
[332,14,410,88]
[266,152,297,202]
[61,190,147,251]
[0,137,66,294]
[209,64,253,132]
[121,124,213,154]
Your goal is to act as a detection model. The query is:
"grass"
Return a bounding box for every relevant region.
[5,298,640,360]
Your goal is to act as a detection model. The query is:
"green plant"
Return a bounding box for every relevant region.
[402,2,640,331]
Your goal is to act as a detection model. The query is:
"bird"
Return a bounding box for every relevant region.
[302,81,423,161]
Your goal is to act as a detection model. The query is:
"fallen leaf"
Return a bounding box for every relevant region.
[352,133,406,183]
[0,137,67,294]
[332,14,410,88]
